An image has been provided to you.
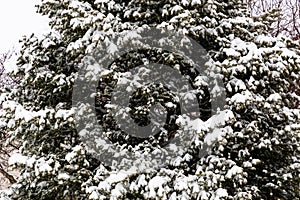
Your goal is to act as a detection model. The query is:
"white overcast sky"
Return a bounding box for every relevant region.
[0,0,50,54]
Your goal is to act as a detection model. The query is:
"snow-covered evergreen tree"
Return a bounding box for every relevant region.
[1,0,299,199]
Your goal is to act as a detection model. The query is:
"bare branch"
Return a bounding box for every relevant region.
[244,0,300,40]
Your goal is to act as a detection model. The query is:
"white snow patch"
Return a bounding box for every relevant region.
[0,189,12,200]
[266,93,282,102]
[216,188,228,198]
[8,153,28,165]
[165,102,176,108]
[89,191,99,199]
[106,171,129,184]
[148,176,169,198]
[224,48,240,57]
[98,181,111,191]
[36,159,52,173]
[111,183,126,198]
[231,91,253,104]
[58,173,70,180]
[65,152,77,162]
[225,166,243,179]
[15,105,34,122]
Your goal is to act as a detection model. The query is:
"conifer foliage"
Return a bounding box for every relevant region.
[1,0,299,199]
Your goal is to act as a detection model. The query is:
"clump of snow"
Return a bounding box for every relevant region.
[174,176,188,191]
[111,183,126,198]
[165,102,176,108]
[35,158,53,175]
[225,166,243,179]
[147,176,169,198]
[65,151,77,163]
[98,180,111,191]
[54,109,74,120]
[65,145,83,162]
[58,173,70,180]
[251,159,261,165]
[204,128,222,146]
[14,105,34,122]
[215,188,228,199]
[255,35,276,45]
[224,48,240,57]
[8,153,28,165]
[243,161,252,168]
[89,191,99,199]
[230,90,254,110]
[0,189,12,200]
[266,93,282,102]
[106,171,128,184]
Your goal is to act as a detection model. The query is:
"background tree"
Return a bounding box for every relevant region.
[0,51,16,88]
[1,0,300,199]
[0,51,19,188]
[244,0,300,40]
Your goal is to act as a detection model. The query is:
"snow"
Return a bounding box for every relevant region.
[192,182,200,193]
[215,188,228,198]
[2,0,299,199]
[148,176,169,198]
[106,171,129,184]
[174,176,188,191]
[280,48,297,58]
[165,102,176,108]
[224,48,240,57]
[58,173,70,180]
[191,0,202,6]
[98,181,111,191]
[54,109,74,120]
[266,93,282,102]
[0,189,12,200]
[231,91,253,104]
[226,78,246,92]
[100,69,113,76]
[243,161,252,168]
[103,23,112,31]
[225,166,243,179]
[13,104,55,123]
[111,183,126,198]
[182,0,190,6]
[282,173,293,180]
[65,152,77,162]
[2,101,17,111]
[204,128,222,146]
[199,191,209,200]
[69,0,81,8]
[220,20,232,29]
[107,42,118,55]
[176,110,235,147]
[124,10,131,18]
[171,5,183,15]
[251,159,261,165]
[290,163,300,170]
[95,0,109,4]
[15,105,34,122]
[8,153,28,165]
[89,191,99,199]
[137,174,147,187]
[255,35,276,45]
[35,158,53,174]
[26,156,36,168]
[209,110,235,127]
[229,16,252,25]
[6,119,15,128]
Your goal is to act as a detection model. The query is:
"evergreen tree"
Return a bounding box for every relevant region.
[1,0,299,199]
